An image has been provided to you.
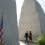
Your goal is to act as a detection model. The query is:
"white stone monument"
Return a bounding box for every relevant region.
[0,0,19,45]
[19,0,41,41]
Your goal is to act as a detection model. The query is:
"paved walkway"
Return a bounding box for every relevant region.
[19,41,38,45]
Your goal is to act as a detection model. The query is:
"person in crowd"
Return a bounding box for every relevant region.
[29,31,32,43]
[24,31,28,42]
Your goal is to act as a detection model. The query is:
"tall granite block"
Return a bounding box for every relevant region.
[0,0,19,45]
[19,0,41,41]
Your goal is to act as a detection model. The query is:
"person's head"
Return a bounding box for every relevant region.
[30,31,32,33]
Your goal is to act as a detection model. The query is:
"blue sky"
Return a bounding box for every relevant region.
[16,0,45,26]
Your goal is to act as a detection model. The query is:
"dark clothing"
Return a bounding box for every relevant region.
[24,32,28,41]
[29,32,32,41]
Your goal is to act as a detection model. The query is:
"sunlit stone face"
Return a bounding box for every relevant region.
[19,0,41,41]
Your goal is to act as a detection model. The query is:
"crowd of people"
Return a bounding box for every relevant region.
[24,31,32,43]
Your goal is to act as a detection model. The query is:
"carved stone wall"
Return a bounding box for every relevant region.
[19,0,41,41]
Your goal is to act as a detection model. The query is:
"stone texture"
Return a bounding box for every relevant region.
[0,0,19,45]
[19,0,41,41]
